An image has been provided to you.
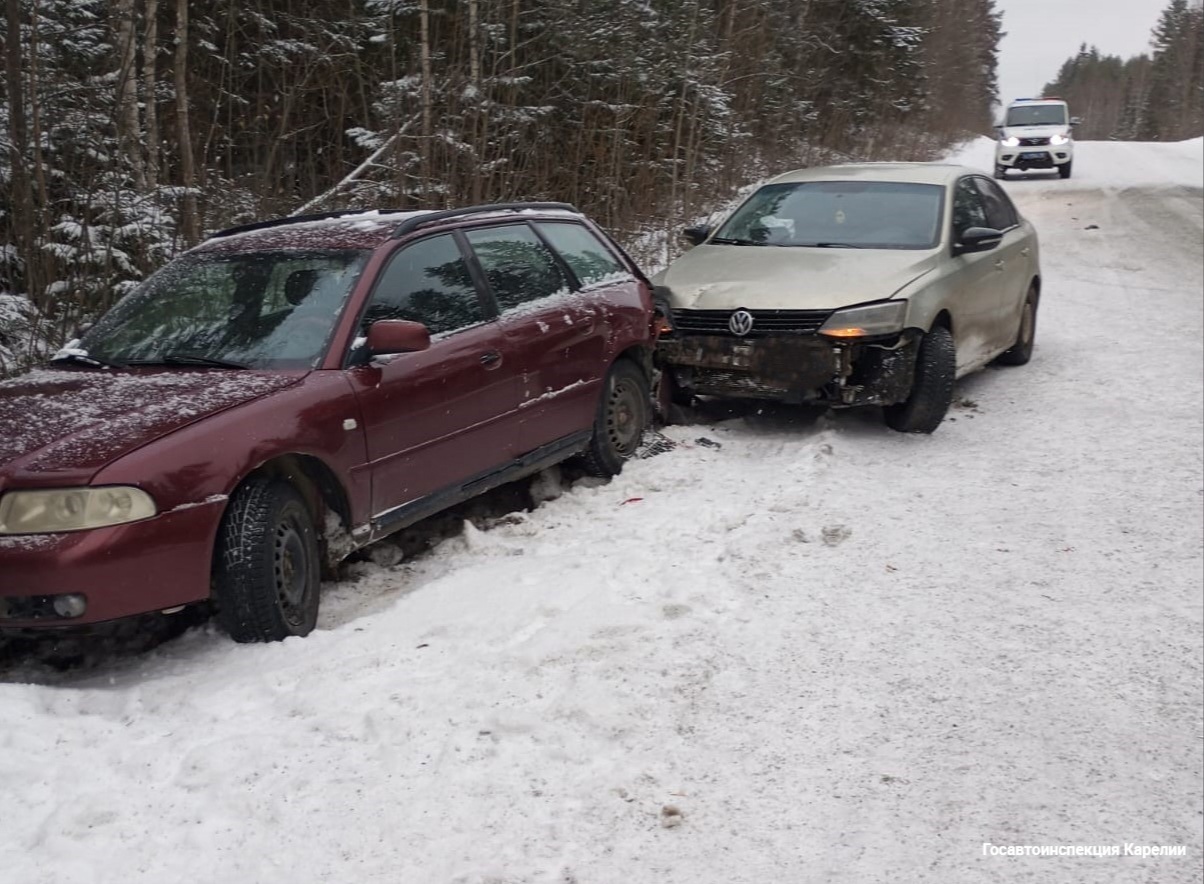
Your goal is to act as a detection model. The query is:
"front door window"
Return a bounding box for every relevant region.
[363,234,486,336]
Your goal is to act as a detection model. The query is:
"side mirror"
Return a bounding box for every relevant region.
[681,226,711,247]
[1070,116,1082,127]
[365,319,431,356]
[954,226,1004,255]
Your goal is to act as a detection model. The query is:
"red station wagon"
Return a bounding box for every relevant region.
[0,203,657,641]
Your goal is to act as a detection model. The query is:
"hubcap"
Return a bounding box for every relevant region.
[273,516,310,622]
[606,379,644,455]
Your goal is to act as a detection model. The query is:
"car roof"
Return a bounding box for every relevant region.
[764,163,974,188]
[192,205,588,254]
[194,210,430,253]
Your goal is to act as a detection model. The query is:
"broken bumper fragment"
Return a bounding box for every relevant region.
[656,330,919,407]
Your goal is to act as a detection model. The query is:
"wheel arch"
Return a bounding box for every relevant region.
[930,309,954,333]
[233,454,353,569]
[612,342,654,382]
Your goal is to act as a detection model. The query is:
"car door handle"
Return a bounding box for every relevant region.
[479,351,502,369]
[994,259,1005,270]
[1020,248,1031,257]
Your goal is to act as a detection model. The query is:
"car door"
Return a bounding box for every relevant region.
[948,176,1008,373]
[345,232,521,524]
[973,175,1033,351]
[461,222,608,456]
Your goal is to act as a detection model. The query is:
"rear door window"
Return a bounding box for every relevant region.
[463,224,570,311]
[534,222,629,288]
[363,234,487,336]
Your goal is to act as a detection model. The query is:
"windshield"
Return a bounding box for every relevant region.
[714,181,944,250]
[1004,104,1068,127]
[77,250,369,370]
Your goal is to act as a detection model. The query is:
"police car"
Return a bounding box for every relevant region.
[994,97,1077,179]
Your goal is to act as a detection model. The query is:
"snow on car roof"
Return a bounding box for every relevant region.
[195,205,588,253]
[766,163,973,187]
[195,210,433,252]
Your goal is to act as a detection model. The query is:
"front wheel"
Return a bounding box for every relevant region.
[214,479,321,642]
[884,326,956,434]
[580,359,651,477]
[1058,161,1073,179]
[994,164,1007,179]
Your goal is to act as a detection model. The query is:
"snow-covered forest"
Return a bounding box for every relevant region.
[1,0,1006,373]
[1041,0,1204,142]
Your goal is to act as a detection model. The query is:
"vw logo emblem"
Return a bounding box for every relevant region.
[728,309,754,336]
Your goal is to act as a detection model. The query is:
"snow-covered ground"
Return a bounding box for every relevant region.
[2,138,1201,884]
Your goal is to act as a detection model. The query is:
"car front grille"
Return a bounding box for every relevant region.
[1019,137,1051,146]
[671,308,832,338]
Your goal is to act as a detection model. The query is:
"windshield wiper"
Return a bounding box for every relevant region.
[709,236,765,246]
[806,242,863,249]
[126,353,250,369]
[50,350,127,370]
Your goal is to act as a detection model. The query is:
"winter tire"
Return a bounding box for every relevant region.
[580,359,651,477]
[885,325,956,434]
[1058,161,1072,179]
[214,479,321,642]
[996,286,1038,366]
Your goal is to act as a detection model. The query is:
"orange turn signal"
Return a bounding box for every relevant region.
[819,327,866,338]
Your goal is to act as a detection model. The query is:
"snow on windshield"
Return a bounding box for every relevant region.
[79,250,369,369]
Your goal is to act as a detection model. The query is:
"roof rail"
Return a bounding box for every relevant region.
[208,209,410,240]
[391,202,579,238]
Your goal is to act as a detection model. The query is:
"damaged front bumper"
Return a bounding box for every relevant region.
[656,330,919,407]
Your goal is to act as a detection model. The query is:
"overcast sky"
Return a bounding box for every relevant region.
[994,0,1171,107]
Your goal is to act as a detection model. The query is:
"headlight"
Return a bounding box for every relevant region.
[652,287,675,335]
[1050,133,1069,145]
[819,301,908,339]
[1000,136,1020,147]
[0,487,157,534]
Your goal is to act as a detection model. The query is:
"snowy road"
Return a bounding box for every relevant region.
[2,139,1201,884]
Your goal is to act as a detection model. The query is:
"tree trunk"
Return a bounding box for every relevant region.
[418,0,433,203]
[115,0,147,190]
[143,0,160,189]
[468,0,482,203]
[175,0,200,243]
[5,0,39,304]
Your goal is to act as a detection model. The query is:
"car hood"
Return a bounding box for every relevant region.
[0,368,303,487]
[1000,125,1068,139]
[654,245,940,310]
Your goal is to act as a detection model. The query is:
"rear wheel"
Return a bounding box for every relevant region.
[884,326,955,434]
[996,286,1038,366]
[214,479,321,642]
[580,359,650,477]
[1058,161,1073,179]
